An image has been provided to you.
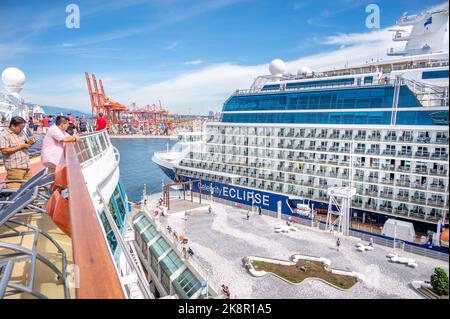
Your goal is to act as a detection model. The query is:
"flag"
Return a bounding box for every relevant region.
[424,16,432,27]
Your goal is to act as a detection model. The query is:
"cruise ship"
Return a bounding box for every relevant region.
[153,7,449,245]
[0,68,219,299]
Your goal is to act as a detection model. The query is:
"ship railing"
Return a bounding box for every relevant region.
[74,129,112,168]
[65,137,125,299]
[233,79,389,95]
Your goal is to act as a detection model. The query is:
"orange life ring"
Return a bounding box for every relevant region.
[54,165,68,188]
[46,190,59,218]
[52,192,71,237]
[441,229,449,242]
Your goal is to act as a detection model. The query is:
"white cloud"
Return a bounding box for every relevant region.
[184,60,204,66]
[324,28,396,45]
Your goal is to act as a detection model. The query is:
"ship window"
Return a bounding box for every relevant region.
[99,211,117,252]
[160,250,183,276]
[422,70,449,79]
[142,225,158,244]
[150,252,159,273]
[149,237,170,258]
[134,215,151,233]
[161,268,171,293]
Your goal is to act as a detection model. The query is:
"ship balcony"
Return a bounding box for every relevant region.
[379,206,393,213]
[327,158,339,165]
[398,151,413,158]
[413,182,428,190]
[354,175,365,181]
[431,153,449,161]
[370,163,380,169]
[428,199,447,208]
[415,168,428,174]
[394,207,409,215]
[429,184,447,192]
[382,150,396,156]
[368,177,379,183]
[328,172,339,178]
[364,190,379,196]
[396,194,410,201]
[380,191,394,199]
[354,135,366,141]
[396,180,411,187]
[354,148,366,154]
[416,137,431,144]
[398,136,413,143]
[436,137,449,145]
[411,197,427,205]
[415,152,431,159]
[341,135,353,140]
[328,147,339,153]
[329,134,340,139]
[429,169,448,176]
[352,201,363,207]
[339,148,350,153]
[315,170,327,176]
[384,135,397,142]
[339,161,350,167]
[367,135,381,141]
[381,178,394,185]
[397,166,411,173]
[366,149,380,155]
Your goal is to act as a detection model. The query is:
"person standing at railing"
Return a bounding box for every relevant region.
[78,115,88,133]
[95,113,107,131]
[0,116,33,188]
[41,116,80,174]
[41,115,50,134]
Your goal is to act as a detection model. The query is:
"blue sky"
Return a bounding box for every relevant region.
[0,0,446,114]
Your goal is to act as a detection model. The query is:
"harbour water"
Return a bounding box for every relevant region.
[111,138,177,201]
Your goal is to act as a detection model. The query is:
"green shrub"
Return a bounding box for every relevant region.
[431,267,449,296]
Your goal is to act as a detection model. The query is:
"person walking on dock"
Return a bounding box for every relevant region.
[336,238,341,251]
[0,116,32,188]
[246,210,250,220]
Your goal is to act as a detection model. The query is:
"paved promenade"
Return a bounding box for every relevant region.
[145,193,448,299]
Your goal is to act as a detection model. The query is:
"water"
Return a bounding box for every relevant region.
[111,138,177,202]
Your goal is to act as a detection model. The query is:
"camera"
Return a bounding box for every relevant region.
[66,123,76,135]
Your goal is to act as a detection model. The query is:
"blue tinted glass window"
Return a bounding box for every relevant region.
[422,70,449,79]
[221,110,448,125]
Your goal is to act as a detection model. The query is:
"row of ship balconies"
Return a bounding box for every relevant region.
[190,150,449,178]
[206,127,449,146]
[178,158,449,205]
[205,138,449,161]
[174,167,447,222]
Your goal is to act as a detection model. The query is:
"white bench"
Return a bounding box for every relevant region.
[386,253,418,268]
[356,243,374,252]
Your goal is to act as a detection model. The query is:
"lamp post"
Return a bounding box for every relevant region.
[393,220,397,253]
